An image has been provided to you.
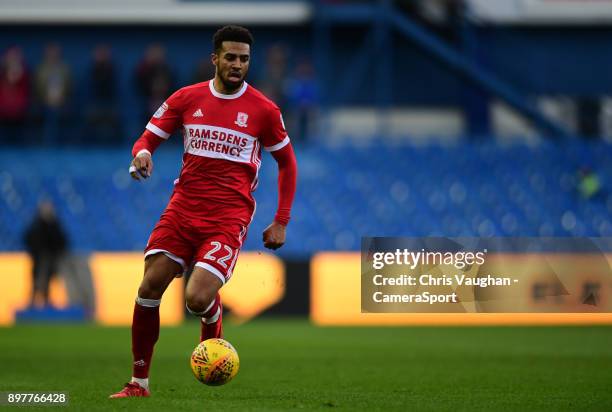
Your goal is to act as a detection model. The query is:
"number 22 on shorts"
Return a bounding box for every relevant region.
[203,241,237,269]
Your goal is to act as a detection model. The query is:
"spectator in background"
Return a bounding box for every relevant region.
[86,44,121,145]
[24,200,68,308]
[35,43,72,145]
[135,44,173,123]
[285,58,318,142]
[256,44,289,111]
[0,46,30,144]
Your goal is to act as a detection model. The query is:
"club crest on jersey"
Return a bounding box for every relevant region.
[234,112,249,128]
[153,102,168,119]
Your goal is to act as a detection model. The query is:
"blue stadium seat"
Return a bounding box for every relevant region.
[0,140,610,257]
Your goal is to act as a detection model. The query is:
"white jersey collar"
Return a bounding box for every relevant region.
[209,79,248,99]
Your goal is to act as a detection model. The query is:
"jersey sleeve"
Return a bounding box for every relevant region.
[260,105,291,152]
[145,89,185,139]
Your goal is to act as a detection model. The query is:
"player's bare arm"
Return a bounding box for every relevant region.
[129,151,153,180]
[263,221,286,250]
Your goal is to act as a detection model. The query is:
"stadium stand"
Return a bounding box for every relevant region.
[0,1,611,259]
[0,140,609,257]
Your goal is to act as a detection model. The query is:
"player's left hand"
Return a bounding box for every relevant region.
[263,221,286,250]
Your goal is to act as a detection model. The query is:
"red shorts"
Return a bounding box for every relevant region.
[144,210,248,284]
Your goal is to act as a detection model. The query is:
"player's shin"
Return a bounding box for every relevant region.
[131,297,161,387]
[201,293,223,341]
[186,293,223,341]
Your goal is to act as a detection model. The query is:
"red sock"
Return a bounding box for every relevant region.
[131,302,160,379]
[200,293,223,342]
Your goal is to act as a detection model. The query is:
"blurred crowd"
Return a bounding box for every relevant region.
[0,43,318,146]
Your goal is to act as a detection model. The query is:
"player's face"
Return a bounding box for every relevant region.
[212,41,250,91]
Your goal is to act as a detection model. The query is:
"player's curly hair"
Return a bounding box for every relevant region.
[213,25,254,53]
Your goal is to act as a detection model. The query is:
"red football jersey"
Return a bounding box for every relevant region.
[144,80,290,226]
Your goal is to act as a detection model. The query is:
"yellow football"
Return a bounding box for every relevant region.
[190,338,240,386]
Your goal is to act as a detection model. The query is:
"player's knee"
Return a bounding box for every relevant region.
[185,291,214,315]
[138,277,165,300]
[138,284,159,300]
[138,260,177,299]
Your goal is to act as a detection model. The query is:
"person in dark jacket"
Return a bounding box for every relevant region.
[24,200,67,307]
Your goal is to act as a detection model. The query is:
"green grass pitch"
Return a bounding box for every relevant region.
[1,319,611,411]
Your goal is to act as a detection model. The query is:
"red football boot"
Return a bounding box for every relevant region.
[109,382,150,398]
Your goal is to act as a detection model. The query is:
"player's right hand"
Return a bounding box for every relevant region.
[263,221,286,250]
[129,152,153,181]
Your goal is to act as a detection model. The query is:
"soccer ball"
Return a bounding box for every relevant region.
[190,338,240,386]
